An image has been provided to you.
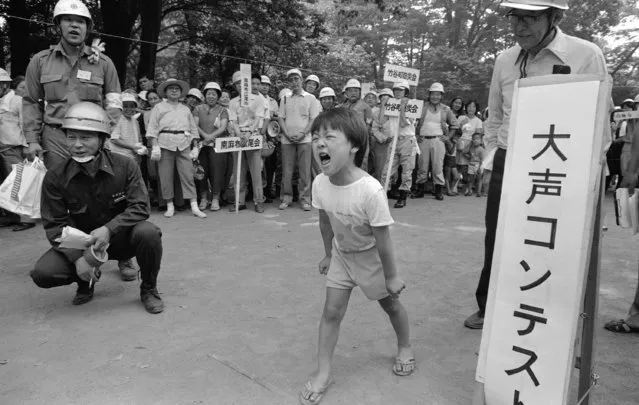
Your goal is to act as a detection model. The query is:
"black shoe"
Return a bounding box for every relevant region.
[141,287,164,314]
[12,222,36,232]
[72,282,94,305]
[264,189,277,200]
[229,204,247,212]
[387,188,401,200]
[434,185,444,201]
[394,191,407,208]
[410,183,425,199]
[255,202,265,213]
[264,197,274,204]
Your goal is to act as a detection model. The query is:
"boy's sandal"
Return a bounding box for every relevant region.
[604,319,639,334]
[299,379,333,405]
[392,357,416,376]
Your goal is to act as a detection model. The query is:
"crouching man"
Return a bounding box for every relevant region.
[30,102,164,314]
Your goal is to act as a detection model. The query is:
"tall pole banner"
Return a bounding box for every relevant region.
[474,74,610,404]
[240,63,251,108]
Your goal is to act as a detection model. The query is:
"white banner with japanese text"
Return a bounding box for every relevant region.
[613,110,639,122]
[240,63,251,107]
[214,135,263,153]
[383,98,423,119]
[383,64,420,87]
[476,75,609,404]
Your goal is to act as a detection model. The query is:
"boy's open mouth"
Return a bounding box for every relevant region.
[319,151,331,166]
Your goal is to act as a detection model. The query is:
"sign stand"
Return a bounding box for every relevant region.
[235,151,242,215]
[384,119,401,192]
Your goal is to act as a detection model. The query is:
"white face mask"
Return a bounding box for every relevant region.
[72,155,95,163]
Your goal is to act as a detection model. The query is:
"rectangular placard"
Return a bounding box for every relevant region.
[240,63,251,107]
[383,64,420,87]
[383,98,423,119]
[214,135,263,153]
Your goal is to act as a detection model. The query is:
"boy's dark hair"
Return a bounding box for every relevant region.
[310,107,368,167]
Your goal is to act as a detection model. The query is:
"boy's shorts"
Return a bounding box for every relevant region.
[468,163,481,175]
[326,242,389,301]
[444,155,457,169]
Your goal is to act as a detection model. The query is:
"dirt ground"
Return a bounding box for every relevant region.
[0,194,637,405]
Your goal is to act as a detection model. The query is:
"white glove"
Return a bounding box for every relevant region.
[189,146,200,161]
[150,145,161,161]
[134,143,148,156]
[75,257,100,283]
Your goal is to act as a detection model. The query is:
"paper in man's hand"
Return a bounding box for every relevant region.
[55,226,93,249]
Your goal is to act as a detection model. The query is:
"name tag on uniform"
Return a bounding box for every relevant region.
[112,192,126,203]
[77,70,92,81]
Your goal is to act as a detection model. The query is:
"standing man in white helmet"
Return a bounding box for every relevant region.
[342,78,373,172]
[413,82,459,201]
[260,75,280,202]
[463,0,609,330]
[23,0,121,170]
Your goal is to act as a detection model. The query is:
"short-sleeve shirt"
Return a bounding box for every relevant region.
[0,90,25,146]
[109,115,142,157]
[145,101,199,151]
[312,173,394,253]
[279,90,320,144]
[228,93,268,130]
[193,104,228,133]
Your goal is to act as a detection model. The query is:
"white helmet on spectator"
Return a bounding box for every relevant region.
[0,68,11,82]
[428,82,445,93]
[500,0,568,10]
[63,102,111,137]
[203,82,222,97]
[279,88,292,100]
[393,80,410,91]
[319,87,336,99]
[305,75,320,86]
[121,92,138,106]
[286,69,303,78]
[634,94,639,104]
[232,71,242,83]
[53,0,93,29]
[187,88,204,102]
[345,79,361,90]
[138,90,148,101]
[377,88,394,99]
[261,75,272,85]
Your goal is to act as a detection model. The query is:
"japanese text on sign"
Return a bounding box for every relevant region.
[240,63,251,107]
[214,135,263,153]
[383,98,423,119]
[383,64,420,87]
[613,110,639,122]
[476,76,608,405]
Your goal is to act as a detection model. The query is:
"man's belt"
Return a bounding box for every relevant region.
[421,136,439,139]
[160,130,186,134]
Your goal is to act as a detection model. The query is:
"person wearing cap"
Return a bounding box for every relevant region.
[304,75,321,98]
[381,81,418,208]
[610,98,639,334]
[260,75,280,202]
[109,92,147,164]
[30,102,164,313]
[23,0,121,170]
[278,68,321,211]
[185,88,203,112]
[227,71,270,213]
[342,79,374,172]
[193,81,229,212]
[370,88,394,183]
[364,89,378,110]
[146,78,207,219]
[319,87,337,112]
[413,82,459,201]
[0,69,37,232]
[463,0,609,330]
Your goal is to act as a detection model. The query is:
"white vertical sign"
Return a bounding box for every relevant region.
[240,63,251,107]
[476,75,609,404]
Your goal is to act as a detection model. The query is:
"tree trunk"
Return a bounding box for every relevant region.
[8,0,31,75]
[138,0,162,84]
[100,0,140,86]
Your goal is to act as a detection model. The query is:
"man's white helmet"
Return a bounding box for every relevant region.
[500,0,568,11]
[261,76,272,85]
[428,82,445,93]
[203,82,222,96]
[345,79,361,90]
[319,87,336,99]
[53,0,93,28]
[305,75,320,85]
[0,68,11,82]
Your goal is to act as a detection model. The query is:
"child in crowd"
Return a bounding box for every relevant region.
[444,132,460,196]
[464,132,486,197]
[300,108,414,405]
[109,92,147,165]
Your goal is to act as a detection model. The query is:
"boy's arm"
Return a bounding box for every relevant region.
[372,226,397,279]
[318,209,334,256]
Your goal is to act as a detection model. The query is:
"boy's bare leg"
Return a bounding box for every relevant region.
[309,287,352,389]
[451,167,460,194]
[444,166,452,194]
[379,296,413,360]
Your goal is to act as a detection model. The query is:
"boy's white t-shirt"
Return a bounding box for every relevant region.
[312,173,394,253]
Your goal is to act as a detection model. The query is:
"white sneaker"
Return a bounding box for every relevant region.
[164,206,175,218]
[210,199,220,211]
[278,202,289,210]
[192,207,207,218]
